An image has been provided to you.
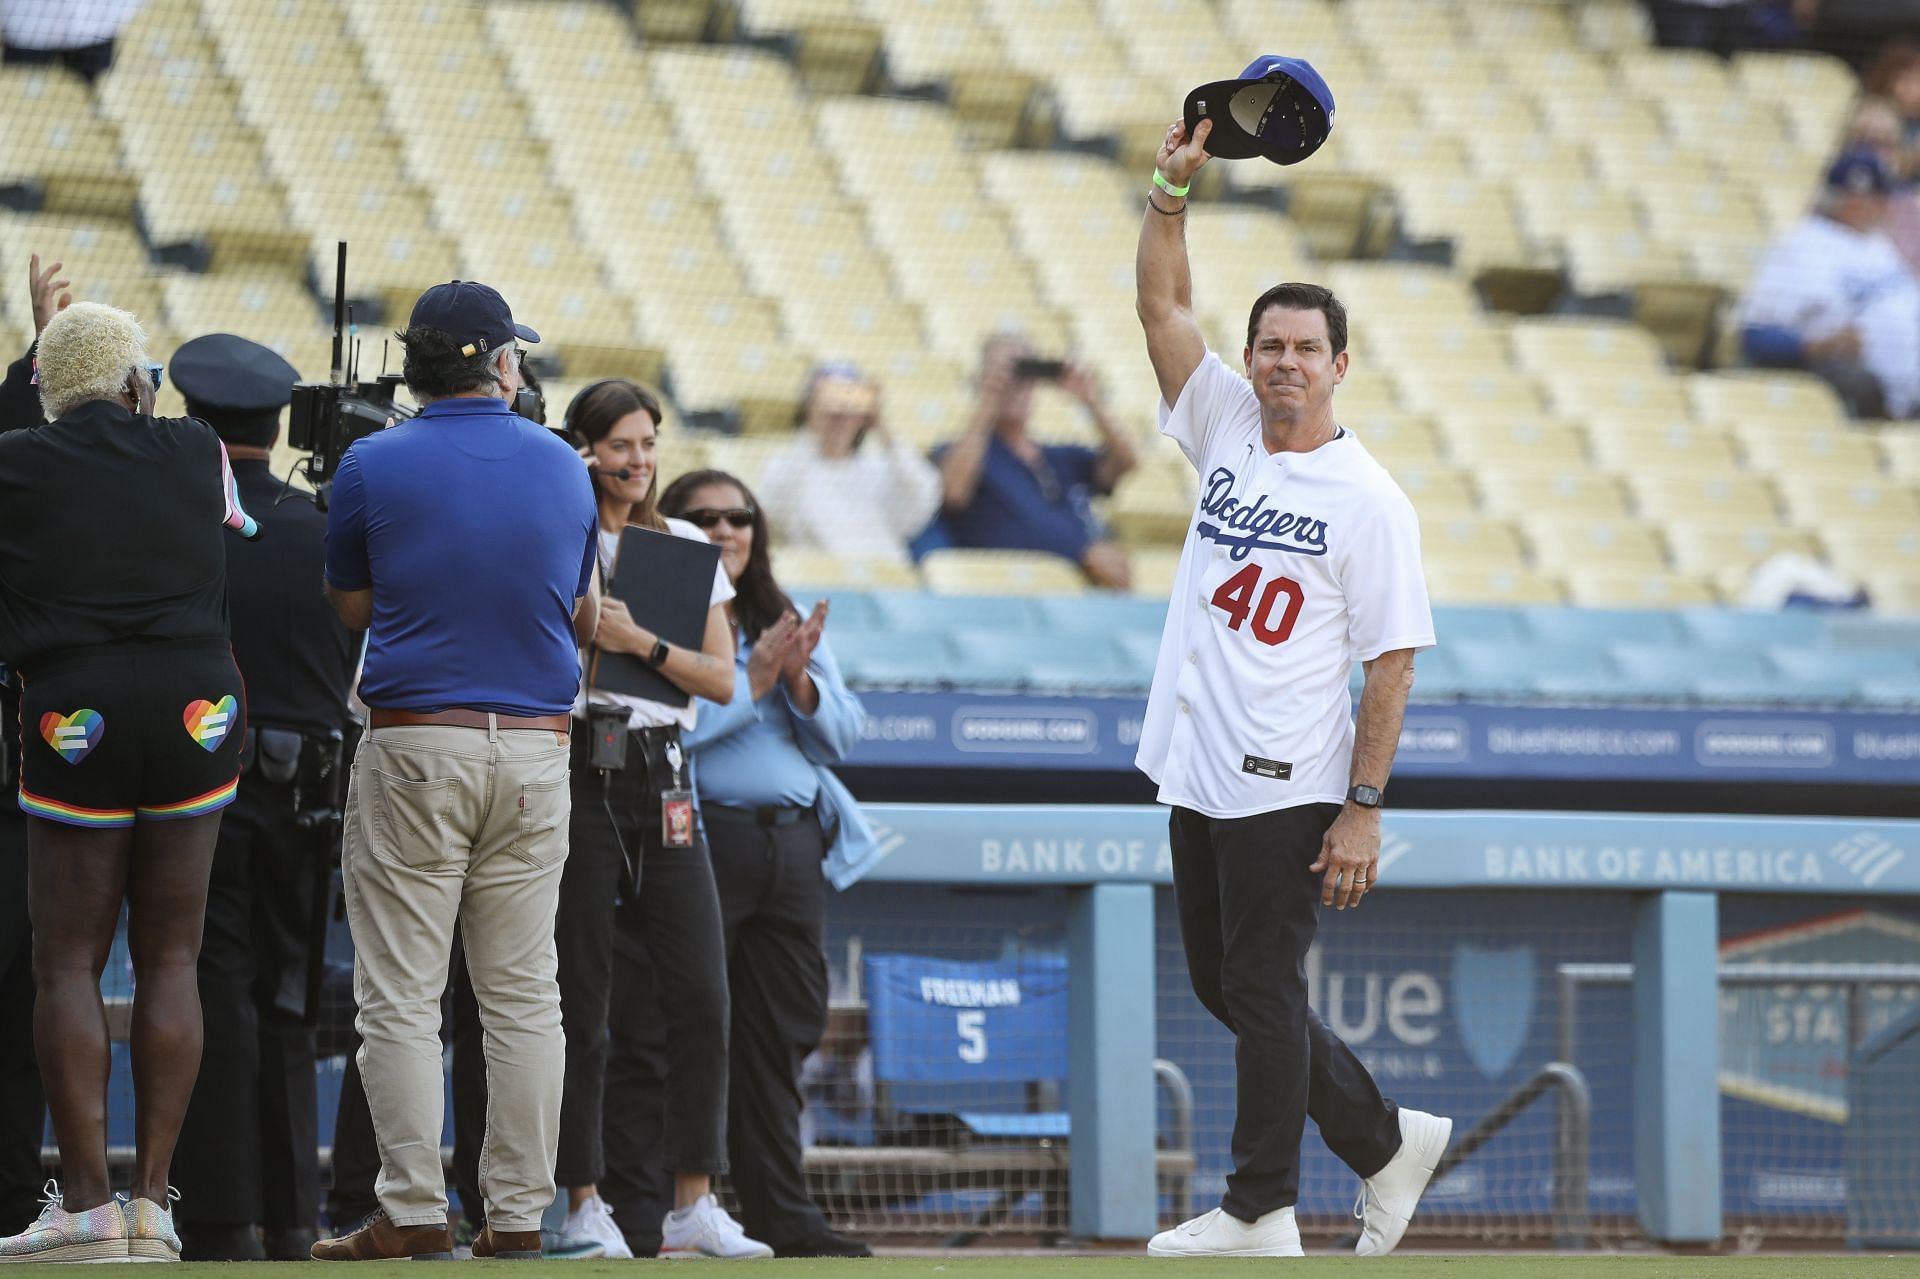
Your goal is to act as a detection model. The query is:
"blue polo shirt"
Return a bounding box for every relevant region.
[325,397,596,716]
[936,435,1106,561]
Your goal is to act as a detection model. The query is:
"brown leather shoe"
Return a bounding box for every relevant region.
[471,1227,541,1260]
[310,1211,454,1261]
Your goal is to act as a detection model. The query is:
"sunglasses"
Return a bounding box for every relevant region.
[682,507,755,530]
[144,362,164,391]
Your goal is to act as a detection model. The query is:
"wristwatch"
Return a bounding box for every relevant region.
[647,638,670,668]
[1347,784,1383,809]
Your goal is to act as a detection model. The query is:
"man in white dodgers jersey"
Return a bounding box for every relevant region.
[1134,116,1452,1259]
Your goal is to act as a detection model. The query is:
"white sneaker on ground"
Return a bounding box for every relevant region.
[659,1195,772,1260]
[561,1194,631,1261]
[0,1181,127,1263]
[1147,1205,1303,1258]
[121,1187,182,1263]
[1355,1107,1453,1256]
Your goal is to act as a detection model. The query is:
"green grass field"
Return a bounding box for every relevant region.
[51,1258,1917,1277]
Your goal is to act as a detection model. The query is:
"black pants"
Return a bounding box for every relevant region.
[327,937,484,1232]
[708,806,832,1249]
[598,732,731,1255]
[173,779,324,1232]
[0,806,44,1233]
[1170,804,1401,1221]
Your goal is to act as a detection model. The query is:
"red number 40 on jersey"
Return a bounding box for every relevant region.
[1210,564,1304,645]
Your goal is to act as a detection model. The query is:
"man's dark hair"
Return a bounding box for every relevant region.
[660,468,792,645]
[1246,283,1348,357]
[398,325,505,400]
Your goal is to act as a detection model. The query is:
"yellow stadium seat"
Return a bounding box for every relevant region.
[1631,474,1781,524]
[1734,51,1859,152]
[1577,0,1655,52]
[1524,517,1669,574]
[1365,322,1512,375]
[774,549,924,592]
[1326,263,1481,324]
[1587,419,1742,474]
[1425,564,1566,606]
[1389,464,1480,523]
[1565,568,1718,609]
[782,298,931,374]
[1184,207,1314,314]
[0,69,128,217]
[1423,517,1529,571]
[1392,367,1547,418]
[1110,460,1197,547]
[1738,426,1885,480]
[1820,523,1920,579]
[1509,317,1669,377]
[921,549,1087,596]
[1222,0,1345,50]
[885,370,973,452]
[1510,178,1645,260]
[1665,519,1822,585]
[1478,468,1632,523]
[1390,176,1539,276]
[1616,48,1735,100]
[1460,2,1578,49]
[1783,479,1920,528]
[1879,430,1920,483]
[1689,372,1848,431]
[1341,412,1443,469]
[1129,548,1183,599]
[1635,179,1770,253]
[1495,47,1616,100]
[1863,573,1920,616]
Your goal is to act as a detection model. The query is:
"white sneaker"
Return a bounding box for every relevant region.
[0,1181,128,1263]
[659,1195,772,1260]
[1147,1205,1303,1258]
[1355,1107,1453,1256]
[561,1194,631,1261]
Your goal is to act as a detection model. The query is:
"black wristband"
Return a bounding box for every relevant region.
[1147,192,1185,216]
[648,638,670,668]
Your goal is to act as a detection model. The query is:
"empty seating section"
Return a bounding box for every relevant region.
[0,0,1913,627]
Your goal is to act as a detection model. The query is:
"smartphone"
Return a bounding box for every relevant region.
[1013,357,1067,381]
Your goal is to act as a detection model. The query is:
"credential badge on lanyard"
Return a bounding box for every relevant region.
[661,739,694,848]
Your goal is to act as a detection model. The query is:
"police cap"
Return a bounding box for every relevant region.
[170,333,300,447]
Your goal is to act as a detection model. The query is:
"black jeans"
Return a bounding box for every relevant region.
[1170,804,1401,1221]
[174,779,323,1233]
[598,731,731,1256]
[708,806,832,1249]
[0,806,44,1233]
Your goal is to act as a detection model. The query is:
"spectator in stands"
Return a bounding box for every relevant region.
[661,468,880,1259]
[0,301,256,1263]
[1646,0,1818,56]
[1739,149,1920,418]
[935,335,1138,589]
[758,364,940,564]
[0,0,139,81]
[1864,39,1920,153]
[1844,98,1920,273]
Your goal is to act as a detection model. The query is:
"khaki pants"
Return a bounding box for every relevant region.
[341,721,571,1231]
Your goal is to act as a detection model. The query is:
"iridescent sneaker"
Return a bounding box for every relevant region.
[123,1188,182,1263]
[0,1180,128,1264]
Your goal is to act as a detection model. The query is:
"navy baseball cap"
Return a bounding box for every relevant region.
[1184,55,1334,166]
[1826,149,1895,197]
[408,280,540,358]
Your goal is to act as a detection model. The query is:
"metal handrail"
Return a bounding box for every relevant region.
[1426,1061,1593,1251]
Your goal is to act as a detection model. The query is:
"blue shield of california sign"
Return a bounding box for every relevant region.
[1450,943,1536,1080]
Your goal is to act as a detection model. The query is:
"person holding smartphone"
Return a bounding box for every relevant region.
[757,363,940,564]
[933,333,1139,589]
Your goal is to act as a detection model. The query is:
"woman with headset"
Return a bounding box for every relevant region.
[554,380,769,1260]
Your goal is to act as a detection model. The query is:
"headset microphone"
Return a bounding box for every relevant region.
[596,466,632,481]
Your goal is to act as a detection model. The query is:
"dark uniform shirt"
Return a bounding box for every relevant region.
[227,459,357,736]
[0,401,245,671]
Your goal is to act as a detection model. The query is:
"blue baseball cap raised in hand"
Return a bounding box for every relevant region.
[1183,55,1334,166]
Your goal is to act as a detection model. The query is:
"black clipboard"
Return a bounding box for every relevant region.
[589,525,722,707]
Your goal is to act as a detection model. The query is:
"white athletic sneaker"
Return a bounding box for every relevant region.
[561,1194,631,1261]
[0,1181,127,1263]
[659,1195,772,1260]
[1147,1205,1303,1258]
[1355,1107,1453,1256]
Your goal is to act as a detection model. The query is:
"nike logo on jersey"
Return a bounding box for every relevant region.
[1198,467,1329,560]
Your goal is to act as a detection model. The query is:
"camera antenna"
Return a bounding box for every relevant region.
[329,240,347,384]
[347,306,358,385]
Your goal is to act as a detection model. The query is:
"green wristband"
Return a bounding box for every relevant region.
[1152,170,1191,199]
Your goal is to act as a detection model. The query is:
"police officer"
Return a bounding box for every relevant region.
[167,334,359,1261]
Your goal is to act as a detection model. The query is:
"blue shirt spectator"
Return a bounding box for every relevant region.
[933,334,1139,589]
[686,635,863,809]
[325,396,596,716]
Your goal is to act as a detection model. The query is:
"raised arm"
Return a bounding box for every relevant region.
[1135,118,1213,408]
[939,343,1018,511]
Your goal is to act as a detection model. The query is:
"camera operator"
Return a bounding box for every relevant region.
[934,334,1138,589]
[311,281,597,1263]
[557,379,762,1260]
[165,335,358,1261]
[0,301,256,1263]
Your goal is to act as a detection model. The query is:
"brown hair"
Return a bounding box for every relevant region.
[1864,39,1920,103]
[564,378,666,531]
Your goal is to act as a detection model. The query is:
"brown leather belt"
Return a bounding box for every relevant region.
[368,707,571,733]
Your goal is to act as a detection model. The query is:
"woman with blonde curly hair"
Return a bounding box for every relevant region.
[0,301,256,1262]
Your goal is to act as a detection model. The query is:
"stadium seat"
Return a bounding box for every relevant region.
[0,69,128,217]
[1678,609,1829,652]
[1784,479,1920,528]
[1630,474,1780,524]
[1127,548,1183,600]
[1689,371,1848,431]
[1034,592,1167,636]
[1524,518,1669,577]
[920,550,1087,596]
[1424,564,1566,606]
[1520,605,1684,649]
[1663,520,1822,589]
[1566,569,1719,609]
[827,629,955,685]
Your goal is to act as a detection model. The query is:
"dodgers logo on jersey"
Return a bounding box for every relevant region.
[1197,466,1329,561]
